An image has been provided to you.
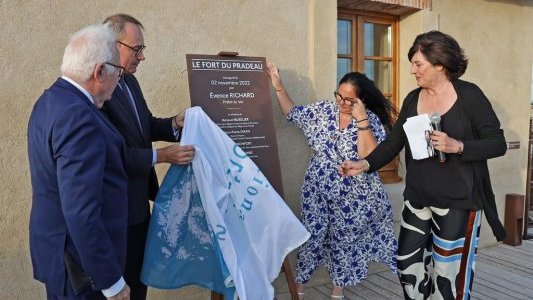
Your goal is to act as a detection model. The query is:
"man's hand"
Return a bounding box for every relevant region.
[339,160,368,176]
[173,110,186,128]
[106,283,130,300]
[157,144,195,165]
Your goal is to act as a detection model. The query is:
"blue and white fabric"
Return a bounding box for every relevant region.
[287,101,397,286]
[142,107,310,300]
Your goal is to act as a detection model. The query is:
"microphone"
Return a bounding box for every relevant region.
[429,112,446,163]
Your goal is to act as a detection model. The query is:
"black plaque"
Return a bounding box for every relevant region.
[186,54,284,195]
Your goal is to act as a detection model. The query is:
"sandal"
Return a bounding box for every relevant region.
[330,295,344,299]
[298,292,305,300]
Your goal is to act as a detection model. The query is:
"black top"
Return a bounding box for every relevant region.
[365,79,507,241]
[404,101,475,209]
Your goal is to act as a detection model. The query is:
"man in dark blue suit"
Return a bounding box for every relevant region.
[28,24,130,300]
[102,14,194,300]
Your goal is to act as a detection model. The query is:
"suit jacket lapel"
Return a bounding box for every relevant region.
[123,75,150,143]
[113,83,144,138]
[56,78,124,142]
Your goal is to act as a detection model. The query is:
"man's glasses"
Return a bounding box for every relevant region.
[117,41,146,58]
[104,62,125,77]
[334,91,356,107]
[425,130,435,158]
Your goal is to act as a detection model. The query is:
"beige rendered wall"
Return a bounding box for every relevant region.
[398,0,533,247]
[2,0,532,298]
[0,0,336,299]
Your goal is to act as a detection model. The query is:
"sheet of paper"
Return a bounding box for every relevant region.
[402,114,433,160]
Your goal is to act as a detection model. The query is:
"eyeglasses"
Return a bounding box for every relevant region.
[334,91,356,107]
[104,62,125,77]
[116,41,146,58]
[425,130,435,158]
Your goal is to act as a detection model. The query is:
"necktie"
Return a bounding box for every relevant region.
[119,79,143,134]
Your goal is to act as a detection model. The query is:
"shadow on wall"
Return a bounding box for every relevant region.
[269,67,315,216]
[489,97,517,158]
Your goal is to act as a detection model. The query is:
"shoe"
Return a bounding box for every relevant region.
[298,292,305,300]
[330,295,344,299]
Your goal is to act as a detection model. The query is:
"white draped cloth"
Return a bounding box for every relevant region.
[181,107,310,300]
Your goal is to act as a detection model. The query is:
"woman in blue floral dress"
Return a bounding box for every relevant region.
[267,63,398,299]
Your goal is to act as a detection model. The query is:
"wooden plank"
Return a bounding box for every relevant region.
[470,283,502,300]
[499,240,533,253]
[342,289,376,300]
[475,270,533,299]
[274,292,292,300]
[480,248,533,269]
[376,270,399,283]
[306,287,330,300]
[283,286,329,300]
[358,279,402,299]
[313,285,334,298]
[477,254,533,276]
[486,245,533,262]
[476,262,533,288]
[343,280,393,300]
[365,272,403,297]
[473,281,523,300]
[315,285,366,300]
[470,290,489,300]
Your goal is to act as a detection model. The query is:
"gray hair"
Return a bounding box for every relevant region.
[60,24,118,82]
[103,14,144,40]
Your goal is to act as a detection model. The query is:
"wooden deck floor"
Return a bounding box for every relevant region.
[274,239,533,300]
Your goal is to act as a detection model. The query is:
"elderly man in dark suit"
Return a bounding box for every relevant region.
[28,24,130,299]
[102,14,194,300]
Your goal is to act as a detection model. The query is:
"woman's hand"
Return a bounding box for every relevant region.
[429,130,463,154]
[266,62,294,116]
[267,62,283,91]
[339,160,368,176]
[350,97,368,122]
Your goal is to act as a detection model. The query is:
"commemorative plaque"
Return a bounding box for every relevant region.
[186,54,284,195]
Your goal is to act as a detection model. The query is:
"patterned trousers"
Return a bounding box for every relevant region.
[397,200,481,300]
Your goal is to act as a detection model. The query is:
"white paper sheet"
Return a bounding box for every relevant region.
[402,114,434,160]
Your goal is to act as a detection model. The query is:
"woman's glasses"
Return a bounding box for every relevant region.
[334,91,356,107]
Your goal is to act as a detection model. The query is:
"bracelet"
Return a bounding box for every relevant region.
[362,159,370,171]
[356,118,368,123]
[357,125,371,130]
[457,140,464,154]
[275,87,284,92]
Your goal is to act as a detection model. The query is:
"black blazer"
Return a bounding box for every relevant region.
[103,73,176,225]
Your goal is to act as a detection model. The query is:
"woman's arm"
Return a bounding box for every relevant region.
[460,85,507,161]
[267,63,295,116]
[354,107,378,158]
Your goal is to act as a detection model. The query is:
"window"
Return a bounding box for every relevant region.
[337,10,401,183]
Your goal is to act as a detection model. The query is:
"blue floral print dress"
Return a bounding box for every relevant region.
[287,101,397,286]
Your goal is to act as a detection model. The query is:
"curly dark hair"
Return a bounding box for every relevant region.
[408,31,468,80]
[339,72,396,131]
